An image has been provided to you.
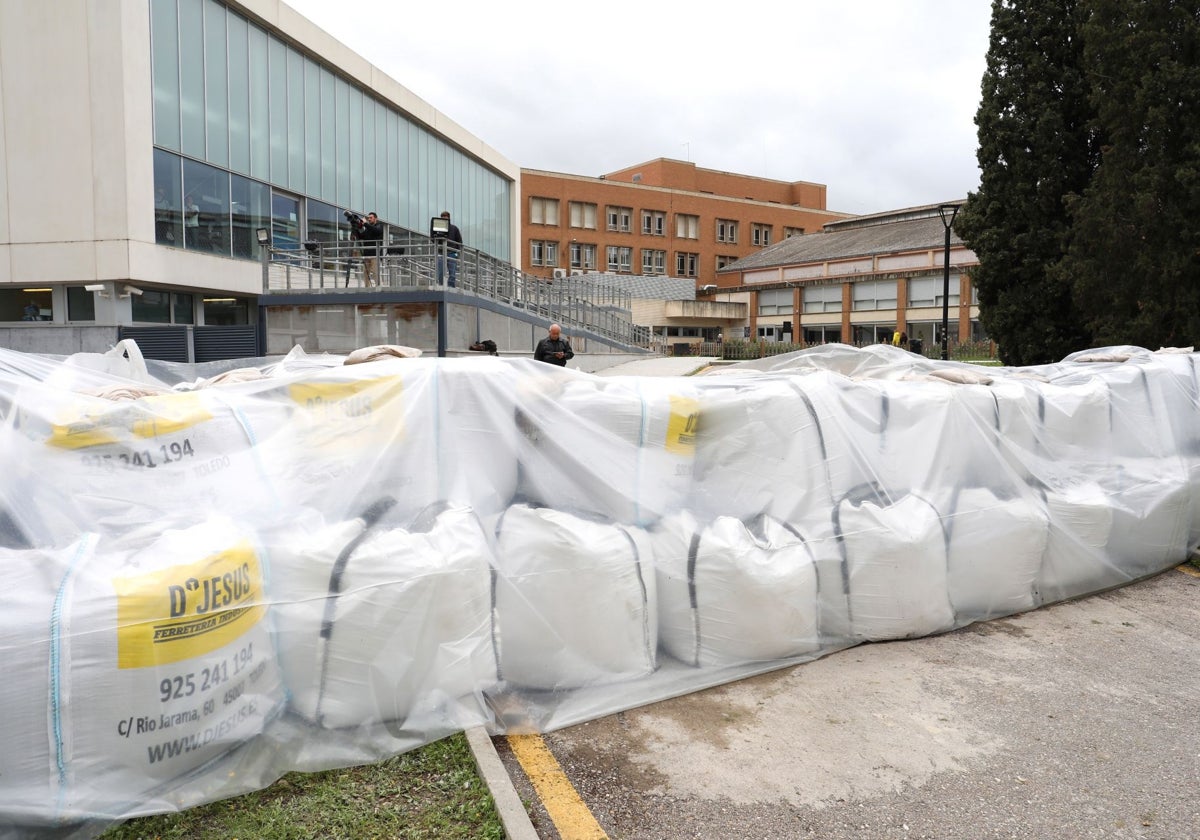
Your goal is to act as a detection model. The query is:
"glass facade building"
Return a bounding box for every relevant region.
[148,0,512,263]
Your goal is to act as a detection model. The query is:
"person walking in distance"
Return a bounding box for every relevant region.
[534,324,574,367]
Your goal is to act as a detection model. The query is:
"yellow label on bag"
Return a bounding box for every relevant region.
[46,393,213,449]
[665,395,699,455]
[129,393,213,438]
[288,376,402,420]
[114,542,266,669]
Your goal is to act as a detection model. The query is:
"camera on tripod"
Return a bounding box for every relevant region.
[344,209,365,228]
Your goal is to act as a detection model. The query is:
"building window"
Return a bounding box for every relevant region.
[530,197,559,226]
[716,219,738,243]
[183,158,231,255]
[132,290,173,323]
[751,223,772,247]
[676,214,699,239]
[641,210,666,236]
[784,226,805,238]
[530,240,559,267]
[716,254,738,270]
[852,280,898,311]
[675,252,699,277]
[570,242,597,270]
[642,249,666,275]
[908,275,961,308]
[569,201,597,229]
[66,287,96,321]
[803,284,843,313]
[607,206,632,232]
[757,288,794,316]
[2,288,53,322]
[606,245,632,272]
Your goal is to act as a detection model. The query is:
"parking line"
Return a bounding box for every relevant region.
[507,734,608,840]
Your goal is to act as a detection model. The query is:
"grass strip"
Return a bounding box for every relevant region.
[100,733,504,840]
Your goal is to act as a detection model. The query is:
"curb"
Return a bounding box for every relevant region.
[465,726,539,840]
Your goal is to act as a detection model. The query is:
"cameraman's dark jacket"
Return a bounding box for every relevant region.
[359,219,384,247]
[534,337,574,366]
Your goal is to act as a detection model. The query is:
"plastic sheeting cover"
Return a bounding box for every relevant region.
[0,341,1197,835]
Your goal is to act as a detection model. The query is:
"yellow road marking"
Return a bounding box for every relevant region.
[507,734,607,840]
[1176,563,1200,578]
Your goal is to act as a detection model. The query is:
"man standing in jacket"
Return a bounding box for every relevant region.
[534,324,574,367]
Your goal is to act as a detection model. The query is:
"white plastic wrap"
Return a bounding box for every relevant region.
[0,341,1197,834]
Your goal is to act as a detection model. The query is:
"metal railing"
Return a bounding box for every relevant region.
[262,239,652,348]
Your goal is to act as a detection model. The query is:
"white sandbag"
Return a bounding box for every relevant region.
[517,377,698,526]
[0,538,87,823]
[1033,375,1113,463]
[945,488,1048,621]
[1147,350,1200,547]
[7,384,288,535]
[1036,478,1116,605]
[256,361,440,523]
[652,511,819,667]
[951,378,1041,480]
[1101,361,1180,459]
[1101,461,1191,580]
[270,502,496,730]
[492,504,657,689]
[836,492,955,641]
[433,359,520,516]
[0,522,285,821]
[690,374,828,522]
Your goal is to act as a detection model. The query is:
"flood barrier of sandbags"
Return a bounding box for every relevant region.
[0,341,1197,835]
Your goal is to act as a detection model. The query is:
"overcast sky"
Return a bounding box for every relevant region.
[284,0,993,216]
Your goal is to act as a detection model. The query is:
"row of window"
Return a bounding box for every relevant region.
[756,277,968,315]
[529,241,739,276]
[0,287,250,325]
[530,198,803,246]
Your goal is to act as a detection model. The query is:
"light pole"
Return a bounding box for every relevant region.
[937,203,959,361]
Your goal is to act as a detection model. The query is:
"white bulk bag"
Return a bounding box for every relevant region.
[516,376,698,526]
[1034,375,1113,463]
[1036,478,1116,605]
[270,502,497,730]
[945,488,1049,621]
[492,504,657,689]
[1101,461,1191,580]
[433,359,520,517]
[1101,362,1179,459]
[0,538,88,823]
[7,385,287,535]
[835,491,955,641]
[652,511,820,667]
[257,361,439,523]
[690,374,828,523]
[1,522,285,821]
[1148,352,1200,549]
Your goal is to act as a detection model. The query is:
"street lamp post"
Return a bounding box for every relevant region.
[937,204,960,361]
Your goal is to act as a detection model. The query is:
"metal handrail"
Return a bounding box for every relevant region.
[261,239,651,348]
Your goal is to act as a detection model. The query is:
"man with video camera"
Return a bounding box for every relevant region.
[346,210,383,286]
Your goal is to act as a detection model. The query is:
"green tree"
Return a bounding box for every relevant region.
[955,0,1098,365]
[1051,0,1200,348]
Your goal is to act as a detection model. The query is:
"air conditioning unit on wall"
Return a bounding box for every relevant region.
[551,268,568,280]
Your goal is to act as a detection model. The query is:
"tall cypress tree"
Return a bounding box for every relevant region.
[955,0,1097,365]
[1051,0,1200,348]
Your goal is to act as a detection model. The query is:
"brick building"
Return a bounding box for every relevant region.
[520,159,849,288]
